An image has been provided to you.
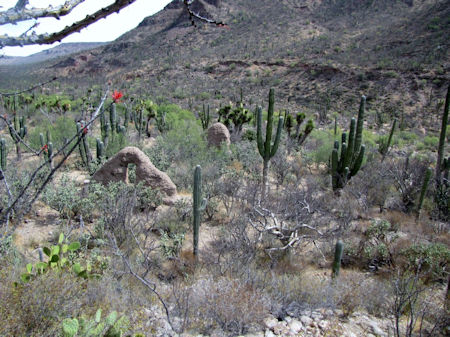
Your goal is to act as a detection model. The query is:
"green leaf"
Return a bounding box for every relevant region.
[62,318,79,337]
[50,262,58,268]
[62,244,69,253]
[43,246,51,257]
[95,308,102,323]
[68,242,81,251]
[105,311,118,326]
[50,254,59,263]
[60,257,68,267]
[58,233,64,244]
[36,262,47,273]
[26,263,33,273]
[73,263,82,274]
[51,245,60,256]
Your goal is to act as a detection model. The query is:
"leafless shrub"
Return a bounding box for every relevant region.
[190,277,269,335]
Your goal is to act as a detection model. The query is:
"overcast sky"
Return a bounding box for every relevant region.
[0,0,172,57]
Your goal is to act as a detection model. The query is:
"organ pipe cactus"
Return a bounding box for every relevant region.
[0,138,6,171]
[110,103,118,139]
[331,96,366,190]
[8,114,27,160]
[100,110,110,147]
[379,118,397,162]
[332,240,344,278]
[193,165,207,257]
[257,88,284,199]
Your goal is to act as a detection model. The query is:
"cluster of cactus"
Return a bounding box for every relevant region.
[76,121,92,168]
[156,110,168,133]
[199,103,210,130]
[62,308,134,337]
[378,118,397,162]
[218,101,253,135]
[0,138,6,171]
[110,103,126,135]
[133,99,157,138]
[331,96,366,190]
[193,165,207,257]
[257,88,284,199]
[8,113,27,160]
[332,240,344,278]
[19,233,83,283]
[39,130,53,167]
[285,111,314,146]
[100,108,111,147]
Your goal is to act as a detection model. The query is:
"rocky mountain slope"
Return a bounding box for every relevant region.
[1,0,449,121]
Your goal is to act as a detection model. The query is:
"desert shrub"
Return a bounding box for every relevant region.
[190,277,269,334]
[0,270,87,337]
[400,243,450,282]
[157,103,196,130]
[42,174,97,219]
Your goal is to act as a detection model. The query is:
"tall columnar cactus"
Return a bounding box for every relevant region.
[436,85,449,187]
[0,138,6,171]
[110,103,117,139]
[332,240,344,278]
[417,167,432,218]
[199,104,210,130]
[379,118,397,162]
[257,88,284,199]
[96,138,105,163]
[8,114,27,160]
[193,165,207,257]
[331,96,366,190]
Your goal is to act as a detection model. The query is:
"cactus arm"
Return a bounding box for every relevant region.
[193,165,206,257]
[256,106,265,157]
[354,95,366,154]
[270,116,284,158]
[264,88,275,159]
[350,145,365,176]
[331,148,339,190]
[345,118,356,168]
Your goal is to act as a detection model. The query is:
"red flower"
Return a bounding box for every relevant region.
[41,144,48,153]
[112,90,123,103]
[82,127,88,135]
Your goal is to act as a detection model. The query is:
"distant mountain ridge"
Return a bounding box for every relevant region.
[0,42,106,66]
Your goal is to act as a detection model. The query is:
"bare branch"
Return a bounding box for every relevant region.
[0,0,137,47]
[0,76,58,97]
[183,0,228,28]
[0,0,85,25]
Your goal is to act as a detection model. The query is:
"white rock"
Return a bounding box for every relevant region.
[273,321,290,335]
[263,316,278,330]
[318,320,329,330]
[300,315,313,327]
[289,319,303,334]
[265,329,276,337]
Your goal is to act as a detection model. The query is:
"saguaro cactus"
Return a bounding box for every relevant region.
[39,131,53,168]
[332,240,344,278]
[199,104,210,130]
[257,88,284,199]
[76,122,91,168]
[331,96,366,190]
[193,165,207,257]
[96,138,105,162]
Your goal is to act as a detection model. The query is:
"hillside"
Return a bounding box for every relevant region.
[2,0,446,122]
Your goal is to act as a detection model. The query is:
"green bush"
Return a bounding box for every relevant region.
[401,243,450,281]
